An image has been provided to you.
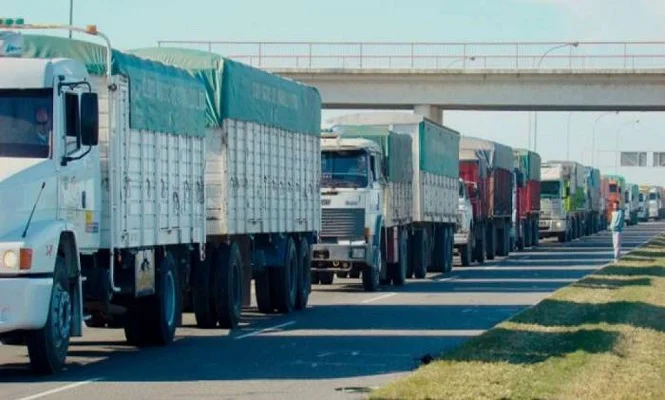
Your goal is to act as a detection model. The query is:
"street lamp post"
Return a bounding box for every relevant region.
[532,42,579,152]
[566,112,573,160]
[591,111,619,166]
[615,119,640,172]
[68,0,73,38]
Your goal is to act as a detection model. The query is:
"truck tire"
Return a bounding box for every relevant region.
[413,229,428,279]
[517,221,525,251]
[192,247,217,328]
[532,219,539,246]
[495,223,507,257]
[27,255,71,374]
[320,272,334,285]
[390,229,408,286]
[486,224,496,260]
[474,224,485,264]
[444,226,454,273]
[254,253,274,314]
[460,239,472,267]
[296,238,311,310]
[271,237,298,313]
[363,250,381,292]
[215,243,243,329]
[125,251,180,346]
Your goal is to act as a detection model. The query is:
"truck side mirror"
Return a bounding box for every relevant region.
[80,92,99,146]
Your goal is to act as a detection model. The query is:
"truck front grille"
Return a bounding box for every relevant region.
[321,208,365,239]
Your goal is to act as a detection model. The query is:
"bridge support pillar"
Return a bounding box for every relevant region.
[413,104,443,125]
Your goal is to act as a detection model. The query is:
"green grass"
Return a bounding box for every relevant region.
[371,235,665,400]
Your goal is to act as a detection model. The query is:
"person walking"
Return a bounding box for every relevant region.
[610,200,625,262]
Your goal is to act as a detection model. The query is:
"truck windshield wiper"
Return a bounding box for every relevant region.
[22,181,46,238]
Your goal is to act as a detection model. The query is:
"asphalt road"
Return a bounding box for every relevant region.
[1,222,662,400]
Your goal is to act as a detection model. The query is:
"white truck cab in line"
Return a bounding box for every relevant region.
[312,135,386,291]
[454,178,474,265]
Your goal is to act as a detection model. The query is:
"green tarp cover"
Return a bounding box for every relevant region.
[418,120,460,179]
[21,35,207,137]
[513,148,541,181]
[328,125,412,184]
[127,47,322,135]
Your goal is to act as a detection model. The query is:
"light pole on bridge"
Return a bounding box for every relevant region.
[615,119,640,173]
[532,42,579,153]
[68,0,73,38]
[591,111,619,166]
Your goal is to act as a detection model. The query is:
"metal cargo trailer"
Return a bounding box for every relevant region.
[460,136,514,258]
[583,166,602,234]
[129,48,322,326]
[325,112,460,277]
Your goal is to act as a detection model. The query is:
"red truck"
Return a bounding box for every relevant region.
[458,137,514,260]
[513,149,541,250]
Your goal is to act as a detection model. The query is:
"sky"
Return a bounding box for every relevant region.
[4,0,665,169]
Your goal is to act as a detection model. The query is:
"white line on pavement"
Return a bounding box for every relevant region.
[436,276,458,282]
[17,378,104,400]
[361,293,397,304]
[234,321,295,340]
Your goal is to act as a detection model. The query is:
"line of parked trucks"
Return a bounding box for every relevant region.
[1,22,664,374]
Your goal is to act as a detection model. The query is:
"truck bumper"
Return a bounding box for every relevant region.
[0,276,52,333]
[311,242,372,272]
[454,232,469,246]
[539,218,566,236]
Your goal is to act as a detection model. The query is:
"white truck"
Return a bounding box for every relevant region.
[455,178,476,265]
[312,126,412,290]
[319,113,460,282]
[539,161,585,242]
[0,24,321,373]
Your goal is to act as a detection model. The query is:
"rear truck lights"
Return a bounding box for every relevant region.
[2,249,32,270]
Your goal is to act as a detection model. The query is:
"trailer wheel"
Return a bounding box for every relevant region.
[445,226,454,272]
[532,219,539,246]
[517,221,525,251]
[254,252,274,314]
[192,247,217,328]
[125,251,180,346]
[413,229,428,279]
[27,255,71,374]
[391,228,408,286]
[475,224,486,264]
[486,223,496,260]
[271,237,298,313]
[460,229,473,266]
[296,238,311,310]
[215,243,243,329]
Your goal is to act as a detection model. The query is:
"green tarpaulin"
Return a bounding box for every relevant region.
[21,35,207,137]
[127,47,322,135]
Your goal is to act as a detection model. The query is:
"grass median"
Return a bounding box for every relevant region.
[371,235,665,400]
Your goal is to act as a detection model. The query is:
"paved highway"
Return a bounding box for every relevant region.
[1,222,662,400]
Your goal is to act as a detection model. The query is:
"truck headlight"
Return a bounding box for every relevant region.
[351,248,366,259]
[555,221,563,228]
[2,250,18,269]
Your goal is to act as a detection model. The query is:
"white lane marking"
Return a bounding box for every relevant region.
[361,293,397,304]
[17,377,104,400]
[234,321,295,340]
[317,351,335,358]
[436,276,458,282]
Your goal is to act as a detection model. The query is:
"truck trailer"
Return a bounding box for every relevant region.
[324,113,460,278]
[457,149,490,265]
[513,149,541,249]
[583,166,602,234]
[0,26,321,373]
[603,174,626,224]
[624,183,640,226]
[459,137,514,259]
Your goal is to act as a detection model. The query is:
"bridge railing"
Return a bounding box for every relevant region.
[155,41,665,70]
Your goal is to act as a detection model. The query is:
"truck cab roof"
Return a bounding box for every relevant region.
[321,137,383,155]
[0,57,88,89]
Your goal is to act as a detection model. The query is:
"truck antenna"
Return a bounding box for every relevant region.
[22,182,46,238]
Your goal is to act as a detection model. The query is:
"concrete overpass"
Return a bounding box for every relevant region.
[156,40,665,124]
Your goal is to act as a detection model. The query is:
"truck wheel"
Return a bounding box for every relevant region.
[215,243,243,329]
[517,221,525,251]
[296,238,311,310]
[319,271,334,285]
[192,247,217,328]
[391,229,408,286]
[125,251,180,346]
[413,229,428,279]
[486,224,496,260]
[27,255,71,374]
[254,253,274,314]
[460,243,472,266]
[271,237,298,313]
[532,220,539,246]
[363,251,381,292]
[445,226,454,272]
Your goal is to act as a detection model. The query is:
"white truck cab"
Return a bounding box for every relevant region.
[311,135,385,290]
[454,178,474,265]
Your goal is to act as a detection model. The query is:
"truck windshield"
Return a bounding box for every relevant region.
[609,184,619,193]
[0,89,52,158]
[649,193,658,200]
[540,181,560,198]
[321,150,369,188]
[639,193,645,202]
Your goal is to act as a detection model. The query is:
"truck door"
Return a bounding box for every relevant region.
[58,89,101,252]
